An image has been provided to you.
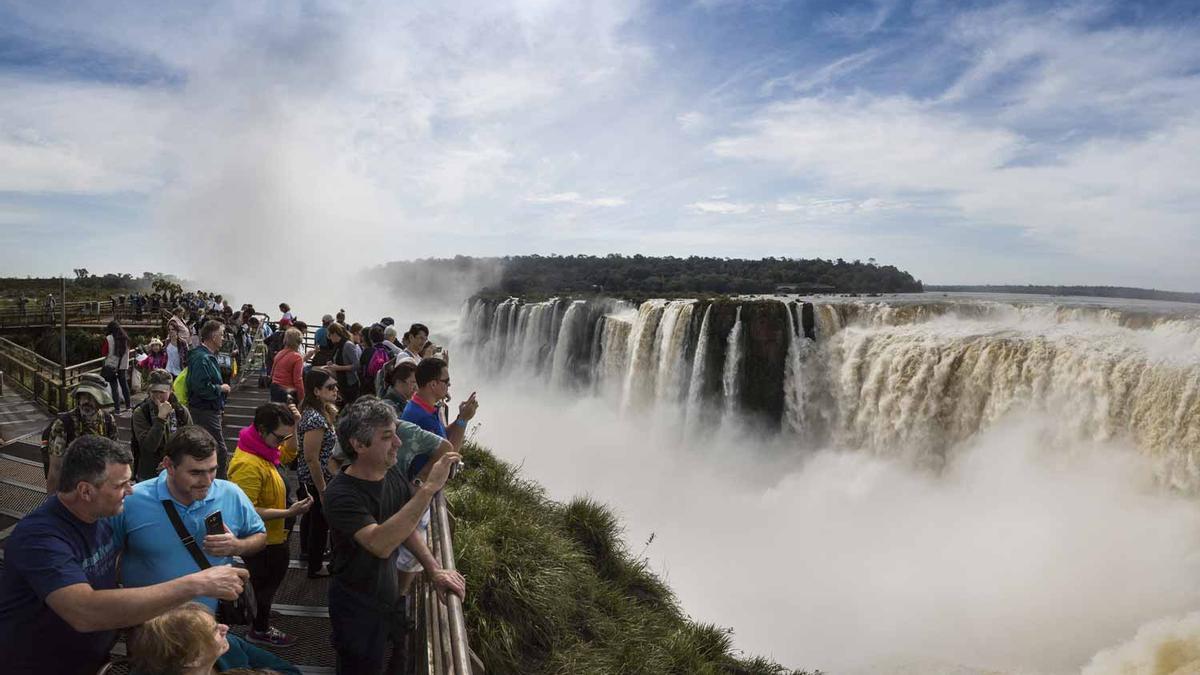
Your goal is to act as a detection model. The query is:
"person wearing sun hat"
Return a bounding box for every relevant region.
[141,337,168,372]
[43,373,117,493]
[131,369,193,480]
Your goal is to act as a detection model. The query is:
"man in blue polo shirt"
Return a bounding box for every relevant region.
[110,425,266,611]
[0,436,248,675]
[400,357,478,453]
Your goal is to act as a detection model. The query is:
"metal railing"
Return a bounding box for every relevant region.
[416,491,480,674]
[0,299,170,330]
[0,337,68,411]
[0,336,137,413]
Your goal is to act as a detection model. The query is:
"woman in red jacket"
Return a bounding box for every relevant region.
[270,328,305,404]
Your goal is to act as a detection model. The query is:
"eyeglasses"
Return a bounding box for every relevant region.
[322,383,339,391]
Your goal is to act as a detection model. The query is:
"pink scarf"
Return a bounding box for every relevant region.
[238,425,281,466]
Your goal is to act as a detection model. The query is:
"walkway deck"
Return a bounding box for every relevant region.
[0,375,335,674]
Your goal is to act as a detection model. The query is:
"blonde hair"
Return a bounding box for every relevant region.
[284,327,303,350]
[129,602,220,674]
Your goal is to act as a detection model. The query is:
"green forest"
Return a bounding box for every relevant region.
[372,254,923,298]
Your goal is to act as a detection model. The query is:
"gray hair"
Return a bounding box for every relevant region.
[58,435,133,493]
[335,397,397,460]
[384,325,398,340]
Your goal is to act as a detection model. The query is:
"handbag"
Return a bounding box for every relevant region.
[100,364,117,380]
[160,499,257,626]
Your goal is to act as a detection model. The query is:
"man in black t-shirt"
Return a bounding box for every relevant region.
[324,398,464,675]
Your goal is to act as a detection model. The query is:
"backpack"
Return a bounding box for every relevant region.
[40,410,114,478]
[173,367,190,406]
[366,345,391,380]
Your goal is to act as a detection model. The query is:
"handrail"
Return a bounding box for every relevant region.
[0,336,60,370]
[418,490,477,674]
[0,336,137,413]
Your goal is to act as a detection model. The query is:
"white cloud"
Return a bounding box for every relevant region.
[676,111,708,133]
[1,0,1198,292]
[526,192,627,207]
[690,200,754,215]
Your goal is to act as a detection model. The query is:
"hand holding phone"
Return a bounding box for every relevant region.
[203,511,241,557]
[204,511,225,536]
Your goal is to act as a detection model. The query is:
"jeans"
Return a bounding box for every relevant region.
[104,368,131,411]
[188,405,229,479]
[242,542,290,633]
[299,483,328,575]
[328,580,406,675]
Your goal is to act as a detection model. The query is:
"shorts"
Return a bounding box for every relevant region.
[394,508,431,573]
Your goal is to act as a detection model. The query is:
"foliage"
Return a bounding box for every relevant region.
[370,254,922,298]
[0,274,187,304]
[448,443,819,675]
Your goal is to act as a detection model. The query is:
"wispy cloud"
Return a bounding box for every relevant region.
[526,192,627,207]
[0,0,1197,292]
[690,200,754,215]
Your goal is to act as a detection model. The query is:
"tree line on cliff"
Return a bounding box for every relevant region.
[371,254,923,297]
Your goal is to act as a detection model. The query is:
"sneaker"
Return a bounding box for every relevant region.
[246,627,297,647]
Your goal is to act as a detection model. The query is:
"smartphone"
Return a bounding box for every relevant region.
[204,511,225,536]
[286,392,295,405]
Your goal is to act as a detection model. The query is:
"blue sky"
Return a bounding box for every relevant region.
[1,0,1198,292]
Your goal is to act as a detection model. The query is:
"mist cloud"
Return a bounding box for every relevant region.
[461,367,1200,673]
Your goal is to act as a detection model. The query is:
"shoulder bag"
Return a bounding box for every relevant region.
[160,499,257,626]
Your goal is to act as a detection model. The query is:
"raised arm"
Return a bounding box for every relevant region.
[352,452,461,559]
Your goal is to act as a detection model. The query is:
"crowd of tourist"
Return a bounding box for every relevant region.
[0,299,478,675]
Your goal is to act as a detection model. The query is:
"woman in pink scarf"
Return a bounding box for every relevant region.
[227,402,313,647]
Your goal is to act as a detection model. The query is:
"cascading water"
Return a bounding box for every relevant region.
[456,294,1200,488]
[684,303,713,426]
[653,300,696,409]
[722,306,743,408]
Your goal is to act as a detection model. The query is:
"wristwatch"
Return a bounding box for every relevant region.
[412,478,424,488]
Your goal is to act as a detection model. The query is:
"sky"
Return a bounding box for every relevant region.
[1,0,1199,291]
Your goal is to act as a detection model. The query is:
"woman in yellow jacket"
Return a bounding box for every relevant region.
[228,402,313,648]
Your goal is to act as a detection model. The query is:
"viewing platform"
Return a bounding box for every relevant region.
[0,325,478,674]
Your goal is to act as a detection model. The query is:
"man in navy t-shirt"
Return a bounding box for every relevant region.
[400,357,478,459]
[0,436,249,675]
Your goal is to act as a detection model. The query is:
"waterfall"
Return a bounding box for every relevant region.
[684,303,713,425]
[653,300,696,407]
[595,311,634,397]
[722,305,743,406]
[456,294,1200,489]
[621,300,667,409]
[549,301,587,388]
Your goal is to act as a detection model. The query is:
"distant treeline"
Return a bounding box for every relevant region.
[0,272,184,300]
[928,285,1200,304]
[372,254,923,297]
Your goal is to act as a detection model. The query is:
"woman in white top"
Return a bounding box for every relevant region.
[102,319,132,413]
[166,306,190,375]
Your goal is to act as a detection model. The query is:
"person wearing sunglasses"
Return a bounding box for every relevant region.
[227,402,314,647]
[297,368,341,578]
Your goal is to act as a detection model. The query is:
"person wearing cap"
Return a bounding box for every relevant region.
[314,314,334,350]
[44,373,118,493]
[131,369,193,481]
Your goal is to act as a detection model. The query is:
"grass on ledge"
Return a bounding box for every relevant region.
[446,443,820,675]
